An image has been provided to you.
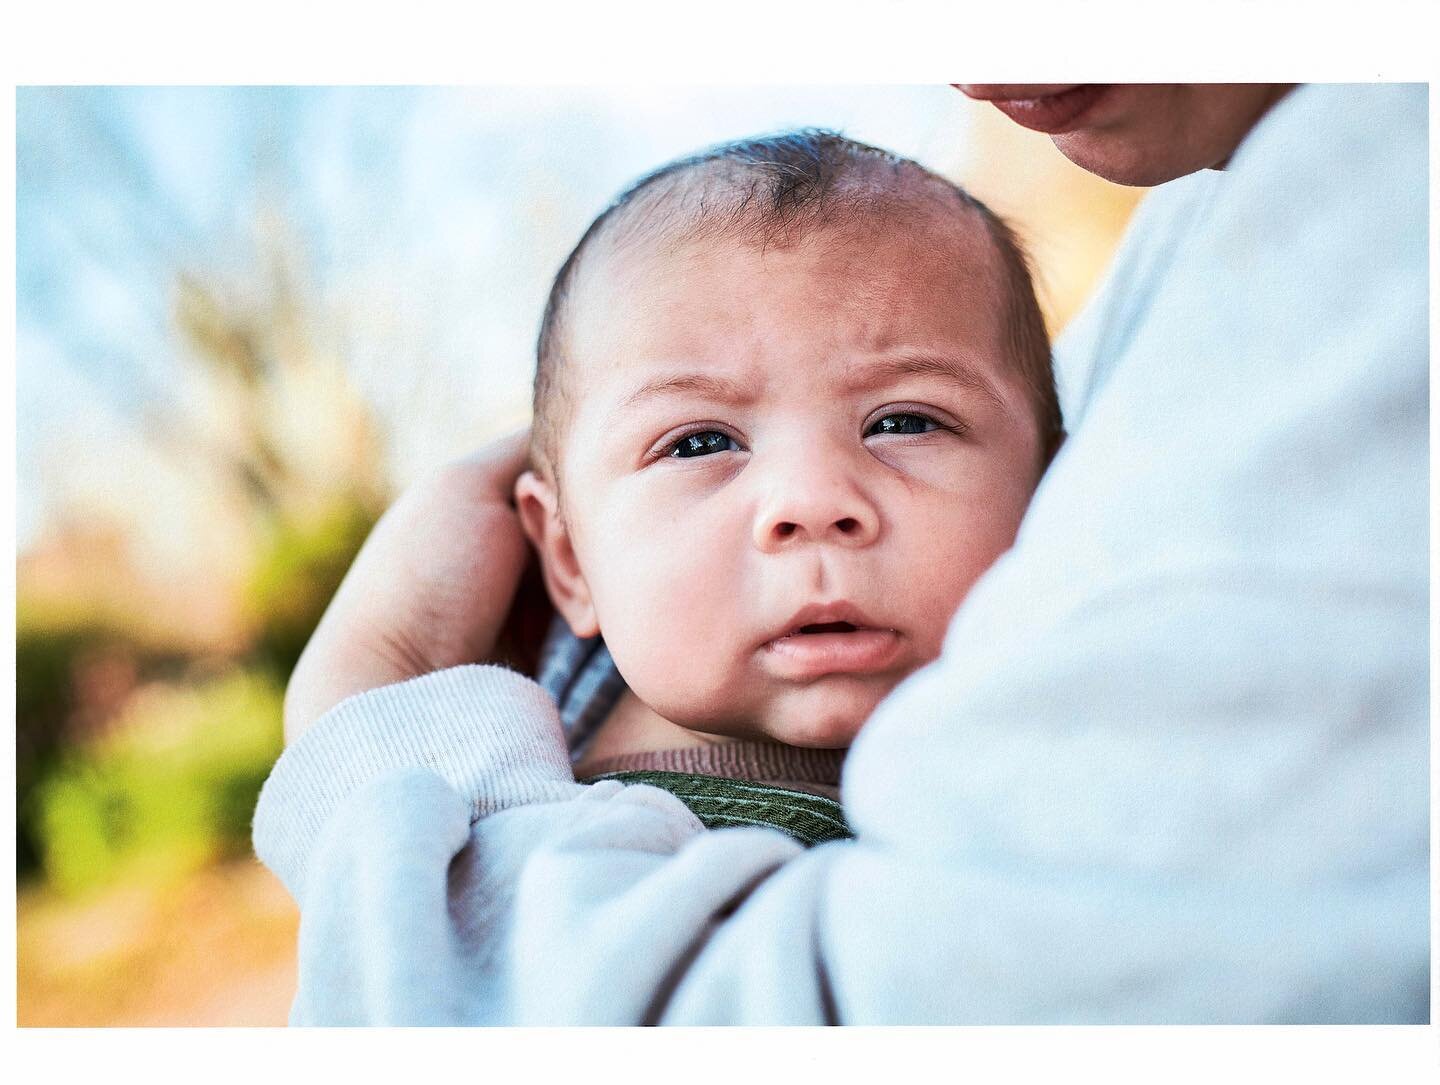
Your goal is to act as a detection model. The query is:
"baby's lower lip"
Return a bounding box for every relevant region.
[760,628,902,680]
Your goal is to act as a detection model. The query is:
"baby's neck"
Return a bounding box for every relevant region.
[571,689,737,778]
[570,689,847,799]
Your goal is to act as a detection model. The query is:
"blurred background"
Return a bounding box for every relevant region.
[14,85,1142,1026]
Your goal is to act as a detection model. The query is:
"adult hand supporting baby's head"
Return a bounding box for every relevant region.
[283,427,545,746]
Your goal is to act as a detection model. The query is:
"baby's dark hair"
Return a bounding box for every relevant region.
[532,128,1062,484]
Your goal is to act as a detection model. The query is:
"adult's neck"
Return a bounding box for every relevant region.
[1213,84,1297,171]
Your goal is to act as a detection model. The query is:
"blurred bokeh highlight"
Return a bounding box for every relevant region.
[15,86,1142,1025]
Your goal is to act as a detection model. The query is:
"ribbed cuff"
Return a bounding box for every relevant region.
[253,664,586,899]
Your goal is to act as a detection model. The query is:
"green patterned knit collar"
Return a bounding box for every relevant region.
[583,769,852,848]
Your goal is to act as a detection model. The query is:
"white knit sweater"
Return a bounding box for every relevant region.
[253,83,1430,1024]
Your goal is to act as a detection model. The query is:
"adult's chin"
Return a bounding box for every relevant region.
[1048,129,1182,188]
[1046,84,1296,188]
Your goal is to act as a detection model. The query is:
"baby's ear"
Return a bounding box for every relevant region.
[513,470,600,639]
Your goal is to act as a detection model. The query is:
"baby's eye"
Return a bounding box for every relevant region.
[670,431,740,458]
[866,413,939,436]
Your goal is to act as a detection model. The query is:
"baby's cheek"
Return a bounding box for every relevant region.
[902,517,1009,655]
[597,553,739,702]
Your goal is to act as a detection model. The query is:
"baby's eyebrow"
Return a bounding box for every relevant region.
[618,354,1008,412]
[620,371,756,409]
[843,353,1008,412]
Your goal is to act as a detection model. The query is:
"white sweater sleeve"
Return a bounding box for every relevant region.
[253,664,586,902]
[252,83,1429,1025]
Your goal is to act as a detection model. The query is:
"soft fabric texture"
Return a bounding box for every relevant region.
[575,739,849,844]
[536,618,625,759]
[253,83,1429,1025]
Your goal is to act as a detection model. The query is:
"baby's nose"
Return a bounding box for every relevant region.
[752,469,881,552]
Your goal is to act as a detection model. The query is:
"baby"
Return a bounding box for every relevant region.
[515,130,1062,841]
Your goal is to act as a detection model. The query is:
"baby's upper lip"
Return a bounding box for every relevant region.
[767,601,892,642]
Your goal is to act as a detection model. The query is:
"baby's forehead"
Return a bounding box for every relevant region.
[560,213,1010,408]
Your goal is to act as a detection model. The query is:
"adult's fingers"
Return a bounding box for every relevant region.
[452,426,533,507]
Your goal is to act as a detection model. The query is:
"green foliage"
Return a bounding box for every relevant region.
[15,626,90,875]
[15,622,183,878]
[33,669,284,897]
[17,495,376,894]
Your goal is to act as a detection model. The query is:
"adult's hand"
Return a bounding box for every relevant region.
[284,427,548,745]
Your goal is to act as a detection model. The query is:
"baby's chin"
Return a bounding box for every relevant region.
[673,678,894,750]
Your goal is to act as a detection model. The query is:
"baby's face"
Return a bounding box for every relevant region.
[542,210,1043,747]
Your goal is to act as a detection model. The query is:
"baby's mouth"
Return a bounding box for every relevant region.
[762,623,902,679]
[768,601,893,644]
[794,621,860,636]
